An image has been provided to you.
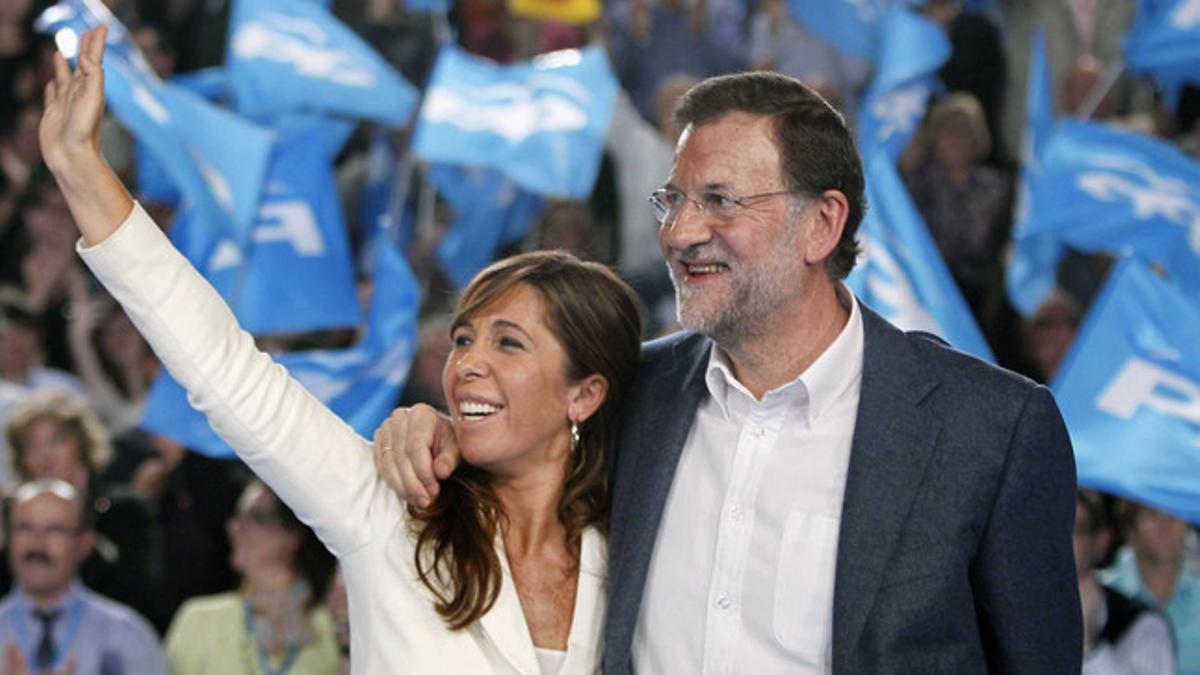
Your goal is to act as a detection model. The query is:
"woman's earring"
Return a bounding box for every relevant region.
[570,421,581,452]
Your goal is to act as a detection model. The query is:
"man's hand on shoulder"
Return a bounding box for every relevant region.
[373,404,460,508]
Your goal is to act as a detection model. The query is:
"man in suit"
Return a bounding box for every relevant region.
[380,71,1081,673]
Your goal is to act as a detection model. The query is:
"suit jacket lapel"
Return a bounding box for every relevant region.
[832,307,942,670]
[605,334,711,666]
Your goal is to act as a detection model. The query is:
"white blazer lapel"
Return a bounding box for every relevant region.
[479,540,542,675]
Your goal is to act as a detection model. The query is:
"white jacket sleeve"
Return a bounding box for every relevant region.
[78,203,398,557]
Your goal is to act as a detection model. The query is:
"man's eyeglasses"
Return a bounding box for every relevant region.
[647,187,794,224]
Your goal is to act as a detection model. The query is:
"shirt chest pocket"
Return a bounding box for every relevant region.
[773,511,839,662]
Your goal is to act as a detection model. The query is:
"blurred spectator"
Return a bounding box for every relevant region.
[1076,490,1176,674]
[2,176,89,372]
[67,293,158,435]
[605,75,691,277]
[0,0,35,121]
[397,314,452,409]
[323,566,350,675]
[1019,288,1081,384]
[165,480,339,675]
[536,199,600,258]
[605,0,746,124]
[0,295,82,491]
[1001,0,1152,161]
[747,0,868,125]
[2,390,153,622]
[925,0,1006,165]
[1,102,42,216]
[99,431,245,634]
[0,293,81,398]
[1105,501,1200,675]
[902,92,1011,311]
[0,479,166,675]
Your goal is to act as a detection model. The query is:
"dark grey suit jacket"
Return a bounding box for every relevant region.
[603,305,1082,673]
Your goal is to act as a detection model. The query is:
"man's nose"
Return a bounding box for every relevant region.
[662,198,713,251]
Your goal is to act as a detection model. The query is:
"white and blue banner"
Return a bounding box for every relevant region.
[1124,0,1200,100]
[171,120,362,335]
[1007,29,1063,316]
[1053,259,1200,524]
[227,0,419,125]
[847,153,994,362]
[857,5,950,162]
[142,235,420,458]
[430,164,544,288]
[412,45,618,198]
[1022,119,1200,298]
[787,0,887,61]
[37,2,274,240]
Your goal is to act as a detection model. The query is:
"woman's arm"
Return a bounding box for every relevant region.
[42,27,398,556]
[39,26,133,245]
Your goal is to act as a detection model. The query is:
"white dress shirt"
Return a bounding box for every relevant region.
[632,294,864,674]
[79,203,606,675]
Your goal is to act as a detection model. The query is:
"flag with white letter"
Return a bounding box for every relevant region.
[1053,259,1200,523]
[847,153,994,362]
[141,235,420,458]
[36,1,274,240]
[171,119,362,335]
[1022,119,1200,298]
[412,45,618,198]
[857,5,951,162]
[1124,0,1200,100]
[227,0,419,125]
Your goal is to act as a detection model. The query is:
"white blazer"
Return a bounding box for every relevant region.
[79,203,606,674]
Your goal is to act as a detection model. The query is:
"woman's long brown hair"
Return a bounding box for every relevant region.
[407,250,642,630]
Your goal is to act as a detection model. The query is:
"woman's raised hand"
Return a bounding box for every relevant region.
[37,24,133,246]
[40,25,108,173]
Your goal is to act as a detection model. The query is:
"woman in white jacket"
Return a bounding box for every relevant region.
[39,26,643,675]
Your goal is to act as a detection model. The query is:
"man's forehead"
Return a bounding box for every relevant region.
[13,492,82,525]
[668,117,782,188]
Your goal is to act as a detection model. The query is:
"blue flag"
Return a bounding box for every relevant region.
[429,164,545,288]
[1023,119,1200,298]
[36,3,274,241]
[787,0,888,60]
[360,129,417,250]
[847,152,995,362]
[142,236,420,458]
[1007,29,1063,316]
[412,45,618,198]
[1053,259,1200,523]
[1124,0,1200,93]
[857,5,951,162]
[173,121,363,336]
[172,66,229,101]
[226,0,419,125]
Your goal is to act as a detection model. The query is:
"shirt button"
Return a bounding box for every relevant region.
[730,506,743,522]
[751,427,765,438]
[715,596,731,610]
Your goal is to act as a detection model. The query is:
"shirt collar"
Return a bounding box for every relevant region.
[703,287,864,426]
[13,581,83,615]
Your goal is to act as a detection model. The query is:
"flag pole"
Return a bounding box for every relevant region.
[1075,59,1125,121]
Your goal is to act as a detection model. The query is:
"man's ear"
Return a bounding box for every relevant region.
[567,374,609,425]
[802,189,849,267]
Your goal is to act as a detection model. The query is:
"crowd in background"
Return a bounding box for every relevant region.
[1,0,1199,673]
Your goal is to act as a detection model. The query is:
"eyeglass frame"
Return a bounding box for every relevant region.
[647,187,798,225]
